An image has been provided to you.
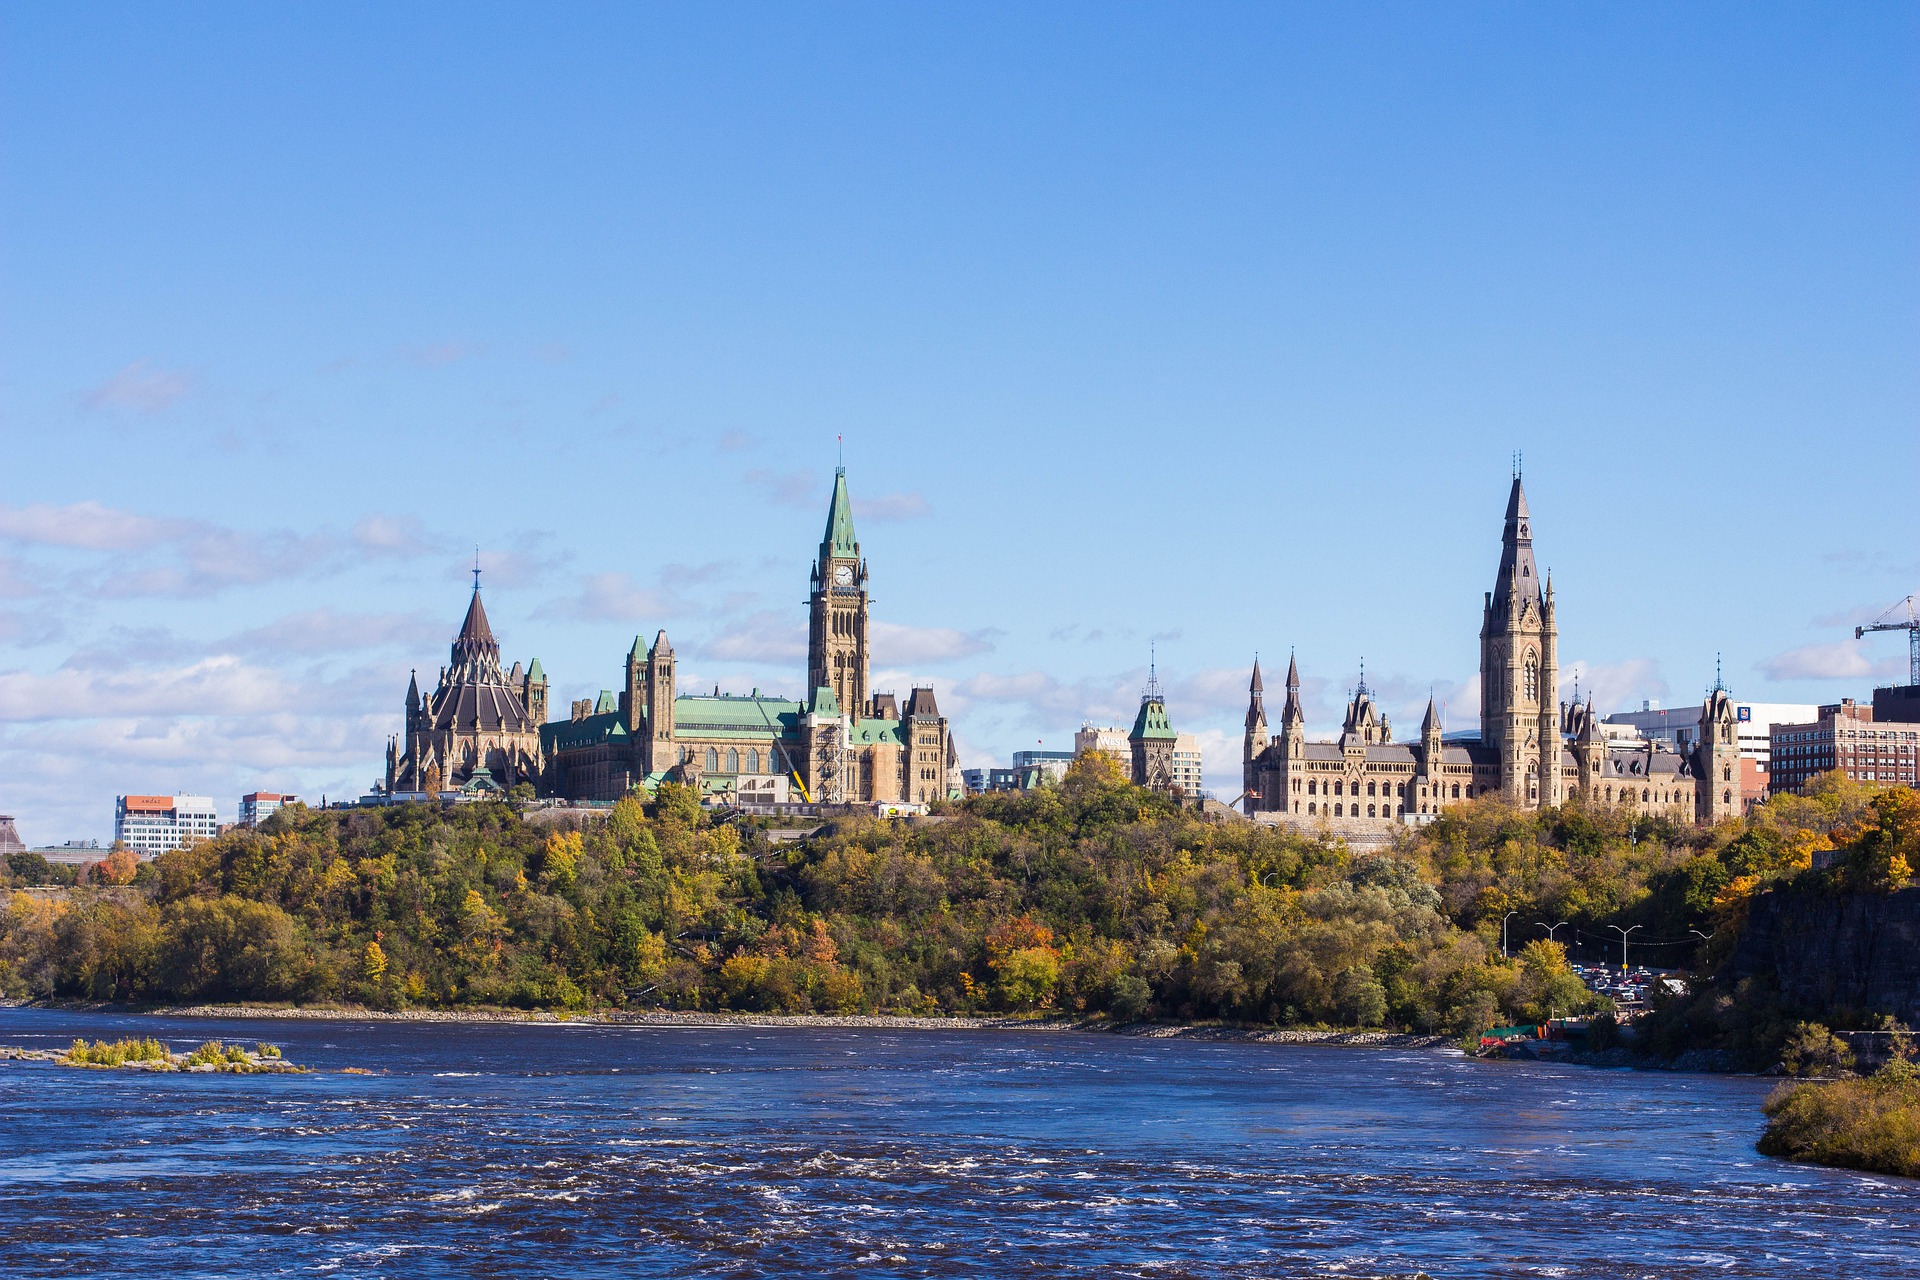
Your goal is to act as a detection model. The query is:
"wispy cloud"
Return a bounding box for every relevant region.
[745,468,818,509]
[0,501,441,599]
[1761,641,1902,682]
[704,611,806,664]
[224,609,444,658]
[400,341,475,368]
[854,492,930,522]
[869,621,997,664]
[82,360,192,413]
[539,572,676,623]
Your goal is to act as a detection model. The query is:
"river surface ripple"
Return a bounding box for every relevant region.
[0,1008,1914,1277]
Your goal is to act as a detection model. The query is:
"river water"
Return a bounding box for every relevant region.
[0,1008,1914,1277]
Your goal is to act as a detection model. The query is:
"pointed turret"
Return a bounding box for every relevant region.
[450,586,503,679]
[1249,658,1264,696]
[1490,473,1541,614]
[406,669,420,712]
[821,467,858,559]
[1281,652,1304,727]
[1421,694,1442,738]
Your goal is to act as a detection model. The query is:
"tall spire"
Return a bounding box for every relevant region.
[822,467,858,559]
[1421,692,1441,736]
[1249,656,1263,695]
[1491,472,1541,611]
[1281,650,1304,725]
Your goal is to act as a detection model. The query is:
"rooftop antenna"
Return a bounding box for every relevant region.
[1145,642,1162,701]
[1512,449,1522,479]
[837,433,844,470]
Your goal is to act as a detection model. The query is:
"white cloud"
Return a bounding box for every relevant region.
[1761,641,1902,683]
[82,360,192,413]
[0,656,303,721]
[225,609,444,657]
[0,501,178,551]
[540,572,675,622]
[1564,657,1668,713]
[745,468,818,509]
[869,621,996,664]
[353,514,434,557]
[705,612,806,664]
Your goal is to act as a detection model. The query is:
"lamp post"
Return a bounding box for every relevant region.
[1536,920,1571,948]
[1608,924,1644,974]
[1502,910,1521,958]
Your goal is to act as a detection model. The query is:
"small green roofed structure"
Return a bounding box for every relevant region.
[1128,657,1180,793]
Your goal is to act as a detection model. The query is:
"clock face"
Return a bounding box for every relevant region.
[833,564,854,587]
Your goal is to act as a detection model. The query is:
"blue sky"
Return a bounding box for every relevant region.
[2,4,1915,841]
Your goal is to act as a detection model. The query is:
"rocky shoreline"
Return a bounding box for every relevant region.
[5,999,1450,1049]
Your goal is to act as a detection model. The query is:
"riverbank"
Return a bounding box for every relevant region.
[3,999,1450,1049]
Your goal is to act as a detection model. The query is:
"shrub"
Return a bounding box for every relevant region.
[1759,1061,1920,1177]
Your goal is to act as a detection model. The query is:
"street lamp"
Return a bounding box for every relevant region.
[1536,920,1571,948]
[1608,924,1644,974]
[1688,928,1715,941]
[1502,910,1521,958]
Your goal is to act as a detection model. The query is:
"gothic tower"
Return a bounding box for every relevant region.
[1479,473,1560,808]
[644,630,676,774]
[807,467,871,718]
[1281,653,1306,755]
[1242,658,1266,806]
[1698,675,1741,823]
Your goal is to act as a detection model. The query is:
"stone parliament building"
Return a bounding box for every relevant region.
[1241,475,1741,831]
[386,468,957,808]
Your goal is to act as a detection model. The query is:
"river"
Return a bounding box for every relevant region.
[0,1007,1914,1277]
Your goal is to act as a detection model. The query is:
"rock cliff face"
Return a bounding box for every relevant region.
[1724,886,1920,1025]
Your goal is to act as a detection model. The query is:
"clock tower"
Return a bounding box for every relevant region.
[807,467,871,718]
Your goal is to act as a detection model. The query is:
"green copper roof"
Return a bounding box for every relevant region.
[541,711,629,752]
[808,684,842,718]
[594,689,617,715]
[1129,696,1177,741]
[850,718,905,746]
[822,467,858,557]
[526,657,544,682]
[673,693,802,740]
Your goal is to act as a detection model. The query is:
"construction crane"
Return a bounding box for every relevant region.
[1856,595,1920,687]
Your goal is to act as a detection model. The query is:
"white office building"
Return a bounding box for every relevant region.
[114,795,219,856]
[1074,725,1132,777]
[1172,733,1205,797]
[1603,700,1817,768]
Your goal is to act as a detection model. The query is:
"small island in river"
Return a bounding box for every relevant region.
[1,1037,309,1074]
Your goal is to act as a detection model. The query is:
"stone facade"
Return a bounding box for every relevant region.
[386,589,547,795]
[1242,474,1740,829]
[541,467,957,806]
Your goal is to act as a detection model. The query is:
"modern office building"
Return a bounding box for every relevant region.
[114,795,219,856]
[1171,734,1205,798]
[1768,700,1919,795]
[238,792,298,826]
[1011,750,1075,786]
[1074,725,1132,778]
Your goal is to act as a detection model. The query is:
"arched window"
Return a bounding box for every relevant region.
[726,748,739,773]
[1524,652,1539,702]
[1308,780,1316,795]
[1723,789,1732,806]
[1367,781,1376,797]
[1308,803,1316,815]
[1451,783,1460,799]
[1723,765,1732,782]
[706,748,719,772]
[1367,804,1376,817]
[1641,788,1650,802]
[1334,781,1344,796]
[748,749,761,774]
[1334,803,1343,817]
